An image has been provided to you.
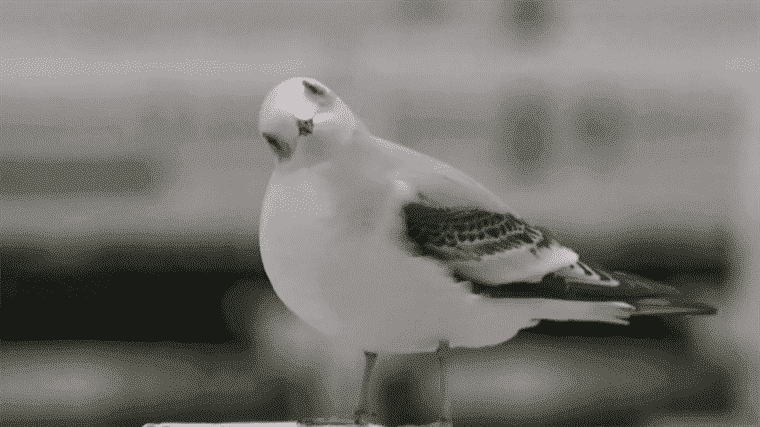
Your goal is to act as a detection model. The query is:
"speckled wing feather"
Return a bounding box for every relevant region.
[401,197,582,285]
[403,202,552,261]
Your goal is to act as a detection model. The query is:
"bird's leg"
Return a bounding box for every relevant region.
[435,339,453,427]
[354,351,378,425]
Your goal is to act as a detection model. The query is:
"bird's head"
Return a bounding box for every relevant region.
[258,77,359,164]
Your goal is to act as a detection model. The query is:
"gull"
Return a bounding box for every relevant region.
[258,77,716,426]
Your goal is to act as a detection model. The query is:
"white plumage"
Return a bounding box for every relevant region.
[258,78,715,425]
[259,78,641,354]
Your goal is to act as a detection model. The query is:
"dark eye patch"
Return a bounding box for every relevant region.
[262,132,281,150]
[303,80,326,96]
[262,132,291,159]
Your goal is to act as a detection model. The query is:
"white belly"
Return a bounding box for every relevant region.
[260,171,456,352]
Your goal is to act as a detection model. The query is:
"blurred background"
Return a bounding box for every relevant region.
[1,1,757,426]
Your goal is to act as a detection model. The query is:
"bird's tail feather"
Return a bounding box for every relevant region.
[467,268,717,317]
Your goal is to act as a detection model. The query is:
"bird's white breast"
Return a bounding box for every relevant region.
[259,165,400,330]
[260,168,344,333]
[259,165,471,352]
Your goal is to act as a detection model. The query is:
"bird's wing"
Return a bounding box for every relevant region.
[372,136,581,285]
[376,136,713,313]
[379,139,647,288]
[401,187,698,304]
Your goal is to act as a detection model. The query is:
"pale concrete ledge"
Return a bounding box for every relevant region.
[144,423,302,427]
[143,421,444,427]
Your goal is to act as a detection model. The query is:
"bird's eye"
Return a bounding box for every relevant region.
[297,118,314,136]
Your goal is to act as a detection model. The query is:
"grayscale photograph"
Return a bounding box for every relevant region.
[1,2,758,427]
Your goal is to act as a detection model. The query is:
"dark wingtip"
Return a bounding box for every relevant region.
[629,298,718,316]
[468,268,690,301]
[262,132,291,160]
[609,270,682,297]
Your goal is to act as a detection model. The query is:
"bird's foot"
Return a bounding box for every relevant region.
[428,418,453,427]
[353,409,378,425]
[299,416,360,426]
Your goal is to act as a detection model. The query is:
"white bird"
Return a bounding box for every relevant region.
[258,77,716,426]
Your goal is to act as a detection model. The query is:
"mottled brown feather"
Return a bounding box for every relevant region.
[403,202,552,260]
